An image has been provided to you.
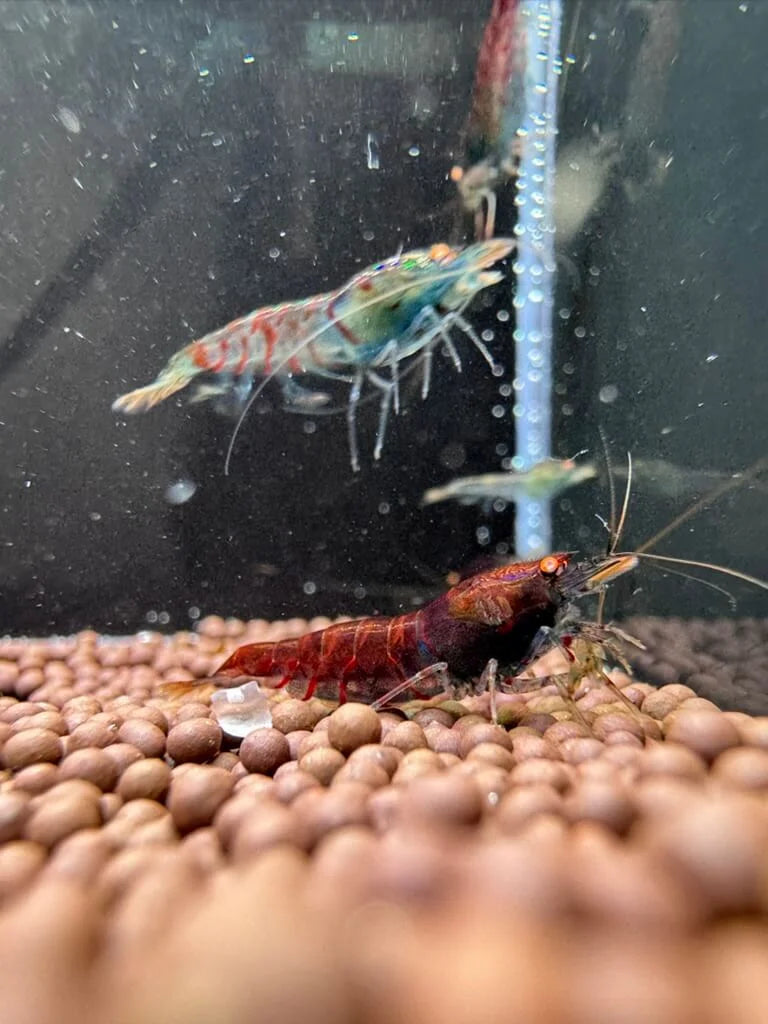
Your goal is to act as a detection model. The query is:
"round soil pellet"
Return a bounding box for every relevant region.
[117,719,167,758]
[0,840,47,899]
[116,759,172,802]
[168,765,236,832]
[563,780,635,834]
[270,698,325,734]
[24,793,102,847]
[327,703,382,755]
[664,710,741,763]
[103,743,145,775]
[239,728,291,776]
[274,768,322,804]
[636,743,707,781]
[2,728,62,770]
[641,685,697,720]
[712,747,768,791]
[401,773,483,829]
[10,710,67,736]
[127,706,168,733]
[66,719,119,751]
[12,763,59,795]
[58,748,119,792]
[166,719,223,764]
[299,747,346,786]
[424,724,461,756]
[0,791,31,843]
[465,742,515,771]
[495,784,563,832]
[346,744,401,778]
[457,723,512,759]
[382,721,427,754]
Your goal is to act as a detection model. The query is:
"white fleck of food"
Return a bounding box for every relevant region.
[212,681,272,738]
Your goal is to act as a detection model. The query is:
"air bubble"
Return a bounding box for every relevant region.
[243,53,255,64]
[89,511,102,522]
[599,384,619,404]
[574,326,587,339]
[476,526,491,546]
[268,247,280,259]
[188,606,201,620]
[491,404,505,418]
[303,581,317,595]
[165,479,197,505]
[378,502,390,514]
[408,145,420,157]
[496,309,510,322]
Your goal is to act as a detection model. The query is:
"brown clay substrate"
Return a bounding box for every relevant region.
[623,615,768,713]
[1,616,768,1022]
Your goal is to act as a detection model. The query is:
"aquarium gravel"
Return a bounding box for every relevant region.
[1,618,768,1021]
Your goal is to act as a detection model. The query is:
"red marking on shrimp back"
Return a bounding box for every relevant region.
[191,342,210,369]
[358,279,374,293]
[235,332,249,375]
[262,318,277,375]
[209,336,230,373]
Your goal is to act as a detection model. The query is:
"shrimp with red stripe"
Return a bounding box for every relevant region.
[161,455,768,720]
[112,238,513,472]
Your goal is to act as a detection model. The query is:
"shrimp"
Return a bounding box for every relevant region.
[112,238,513,472]
[161,551,639,717]
[162,451,768,727]
[451,0,527,241]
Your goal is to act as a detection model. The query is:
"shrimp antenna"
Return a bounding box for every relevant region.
[639,560,737,610]
[598,425,617,555]
[624,551,768,594]
[222,248,513,475]
[635,454,768,555]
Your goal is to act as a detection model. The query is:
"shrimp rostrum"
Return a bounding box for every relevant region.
[112,238,514,472]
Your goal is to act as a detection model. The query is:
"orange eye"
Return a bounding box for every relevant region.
[539,555,561,576]
[429,243,454,261]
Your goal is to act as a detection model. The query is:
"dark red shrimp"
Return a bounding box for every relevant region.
[161,552,636,707]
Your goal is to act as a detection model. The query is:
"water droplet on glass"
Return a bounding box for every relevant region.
[158,611,170,626]
[362,230,375,241]
[188,606,201,620]
[243,53,255,64]
[378,502,390,515]
[528,288,544,303]
[496,309,510,323]
[347,32,360,41]
[212,681,272,738]
[491,404,505,419]
[303,581,317,596]
[481,329,494,342]
[407,145,420,157]
[146,610,158,624]
[574,326,587,339]
[212,137,223,148]
[268,247,280,259]
[599,384,619,404]
[165,479,197,505]
[705,353,718,363]
[198,67,210,78]
[56,106,81,134]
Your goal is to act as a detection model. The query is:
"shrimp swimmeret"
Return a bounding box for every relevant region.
[112,238,514,472]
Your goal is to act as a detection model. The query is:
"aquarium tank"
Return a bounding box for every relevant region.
[1,3,768,1020]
